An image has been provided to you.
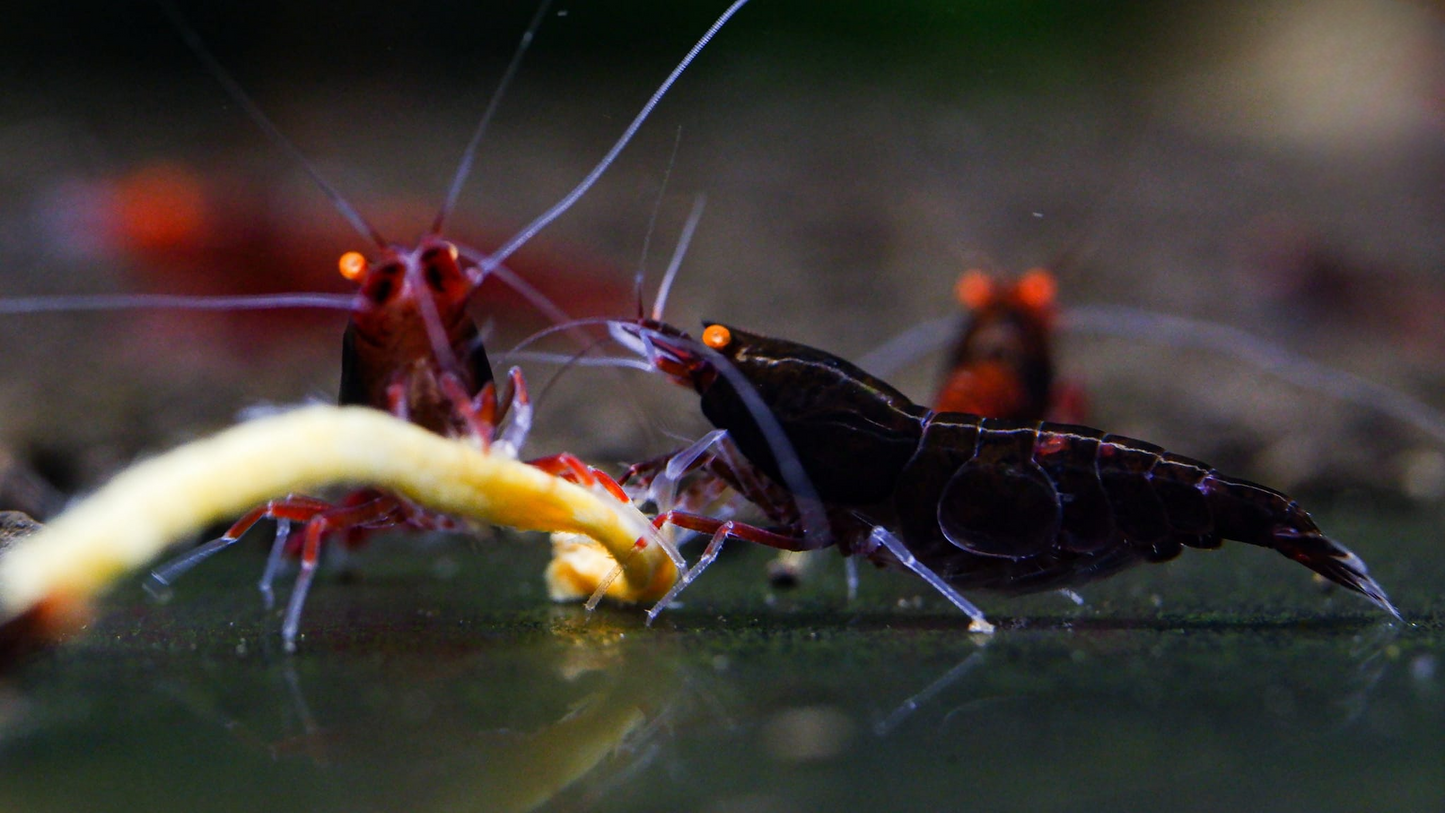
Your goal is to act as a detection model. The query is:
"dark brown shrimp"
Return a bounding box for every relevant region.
[614,319,1399,630]
[769,266,1086,589]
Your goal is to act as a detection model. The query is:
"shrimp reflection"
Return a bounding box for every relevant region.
[0,608,678,813]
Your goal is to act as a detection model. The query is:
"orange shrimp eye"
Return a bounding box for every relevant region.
[338,251,368,281]
[702,324,732,350]
[955,270,994,311]
[1016,267,1057,311]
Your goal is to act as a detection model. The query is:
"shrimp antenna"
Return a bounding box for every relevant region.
[635,126,686,320]
[504,351,654,372]
[651,194,706,322]
[505,317,625,355]
[1063,304,1445,447]
[155,2,387,249]
[0,292,358,315]
[453,247,614,382]
[481,0,752,274]
[526,192,706,440]
[432,0,554,235]
[856,314,959,379]
[503,182,704,359]
[530,333,616,409]
[453,247,575,325]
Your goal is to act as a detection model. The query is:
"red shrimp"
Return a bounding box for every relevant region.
[4,0,756,650]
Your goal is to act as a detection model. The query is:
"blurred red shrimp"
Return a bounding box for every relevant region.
[39,157,633,362]
[935,267,1086,423]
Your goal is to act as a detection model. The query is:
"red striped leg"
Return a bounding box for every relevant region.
[642,510,825,624]
[280,494,407,651]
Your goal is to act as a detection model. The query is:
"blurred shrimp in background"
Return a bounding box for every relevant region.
[933,267,1087,424]
[40,160,631,350]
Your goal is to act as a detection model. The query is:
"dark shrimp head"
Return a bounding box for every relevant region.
[687,322,922,429]
[337,237,493,434]
[633,321,928,504]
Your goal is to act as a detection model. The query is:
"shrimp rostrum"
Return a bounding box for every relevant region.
[609,319,1400,631]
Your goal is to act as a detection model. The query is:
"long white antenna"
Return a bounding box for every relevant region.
[652,194,707,321]
[480,0,752,274]
[432,0,555,234]
[157,1,386,248]
[0,292,358,314]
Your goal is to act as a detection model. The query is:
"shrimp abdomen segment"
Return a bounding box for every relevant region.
[935,421,1061,559]
[1199,473,1398,616]
[893,414,1396,613]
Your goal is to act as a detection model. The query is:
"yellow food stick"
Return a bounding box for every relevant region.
[0,405,678,633]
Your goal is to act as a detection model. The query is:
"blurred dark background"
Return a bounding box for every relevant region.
[1,0,1443,508]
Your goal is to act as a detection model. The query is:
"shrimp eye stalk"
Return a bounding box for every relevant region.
[338,251,368,281]
[702,324,732,350]
[955,270,994,311]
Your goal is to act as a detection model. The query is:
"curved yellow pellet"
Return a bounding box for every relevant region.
[0,405,677,627]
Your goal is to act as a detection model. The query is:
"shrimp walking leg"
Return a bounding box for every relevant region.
[643,510,829,623]
[437,374,497,446]
[282,494,409,651]
[146,495,334,596]
[440,366,534,455]
[628,431,805,533]
[259,519,292,609]
[530,455,633,504]
[644,521,735,624]
[862,526,995,634]
[494,367,534,458]
[656,429,730,509]
[624,429,850,603]
[622,429,728,511]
